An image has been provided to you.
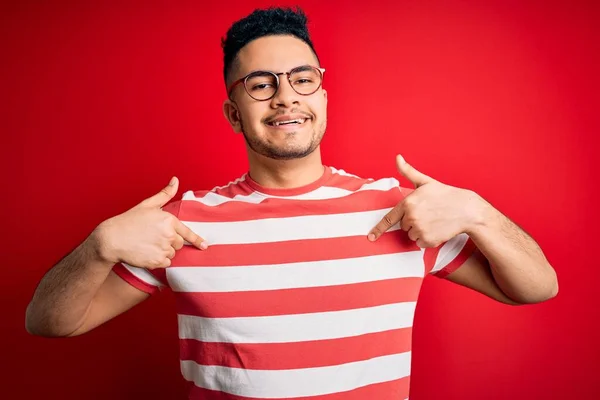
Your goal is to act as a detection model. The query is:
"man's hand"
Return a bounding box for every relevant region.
[93,177,207,269]
[368,155,485,248]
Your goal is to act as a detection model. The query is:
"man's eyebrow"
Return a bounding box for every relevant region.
[292,64,315,72]
[244,64,316,75]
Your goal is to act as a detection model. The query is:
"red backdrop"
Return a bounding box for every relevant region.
[5,0,599,398]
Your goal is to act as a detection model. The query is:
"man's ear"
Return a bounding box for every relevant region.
[323,88,328,104]
[222,100,242,133]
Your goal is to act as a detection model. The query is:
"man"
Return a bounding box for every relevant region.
[26,6,558,399]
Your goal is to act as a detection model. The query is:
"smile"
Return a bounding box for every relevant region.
[267,118,308,127]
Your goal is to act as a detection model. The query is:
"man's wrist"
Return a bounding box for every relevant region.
[463,191,497,237]
[87,222,120,266]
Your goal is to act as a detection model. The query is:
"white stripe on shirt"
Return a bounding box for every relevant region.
[178,301,417,344]
[167,251,424,293]
[183,208,399,246]
[181,352,411,398]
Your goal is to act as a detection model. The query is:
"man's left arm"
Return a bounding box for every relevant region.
[368,154,559,305]
[444,197,557,305]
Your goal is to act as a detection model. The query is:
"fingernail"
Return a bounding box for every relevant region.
[368,233,376,242]
[169,177,176,186]
[200,242,208,250]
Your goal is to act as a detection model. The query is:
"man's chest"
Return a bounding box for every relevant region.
[169,199,423,335]
[166,227,425,334]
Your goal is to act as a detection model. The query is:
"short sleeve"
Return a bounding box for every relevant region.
[424,233,477,278]
[111,200,183,294]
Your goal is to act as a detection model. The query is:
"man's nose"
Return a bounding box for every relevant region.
[270,75,300,108]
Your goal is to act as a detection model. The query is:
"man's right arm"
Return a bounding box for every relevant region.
[25,230,150,337]
[25,177,206,338]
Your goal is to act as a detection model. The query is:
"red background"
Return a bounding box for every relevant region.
[4,0,599,398]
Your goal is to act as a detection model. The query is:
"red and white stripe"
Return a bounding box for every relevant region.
[113,166,474,399]
[181,352,412,398]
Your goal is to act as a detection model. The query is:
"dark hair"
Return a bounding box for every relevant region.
[221,6,320,85]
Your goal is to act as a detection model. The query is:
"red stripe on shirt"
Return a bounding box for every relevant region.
[179,188,402,222]
[180,328,412,370]
[172,229,419,267]
[435,238,477,278]
[176,277,422,318]
[187,376,410,400]
[197,168,377,201]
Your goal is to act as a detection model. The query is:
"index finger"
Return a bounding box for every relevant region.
[368,204,405,242]
[175,220,208,250]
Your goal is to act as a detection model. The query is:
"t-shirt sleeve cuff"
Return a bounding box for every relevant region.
[113,263,161,295]
[433,238,477,279]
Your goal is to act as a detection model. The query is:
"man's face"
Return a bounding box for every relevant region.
[224,35,328,160]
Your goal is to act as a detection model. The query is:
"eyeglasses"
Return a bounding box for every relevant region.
[227,65,325,101]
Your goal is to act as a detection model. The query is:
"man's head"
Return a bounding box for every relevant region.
[221,7,328,161]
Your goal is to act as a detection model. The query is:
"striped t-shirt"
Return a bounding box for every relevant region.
[114,166,475,400]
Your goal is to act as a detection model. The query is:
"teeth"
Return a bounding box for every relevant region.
[272,118,306,126]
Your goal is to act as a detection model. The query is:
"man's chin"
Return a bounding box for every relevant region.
[242,128,321,160]
[262,146,315,160]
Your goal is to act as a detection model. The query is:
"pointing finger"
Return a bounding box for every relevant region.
[368,204,405,241]
[175,220,208,250]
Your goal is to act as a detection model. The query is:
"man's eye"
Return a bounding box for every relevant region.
[252,83,273,90]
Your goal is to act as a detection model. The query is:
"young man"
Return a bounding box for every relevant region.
[26,7,558,400]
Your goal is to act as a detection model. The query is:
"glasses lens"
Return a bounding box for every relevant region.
[289,67,322,95]
[245,72,277,100]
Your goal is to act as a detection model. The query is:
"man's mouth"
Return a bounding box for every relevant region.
[267,118,308,127]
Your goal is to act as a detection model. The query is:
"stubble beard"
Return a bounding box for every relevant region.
[240,118,327,161]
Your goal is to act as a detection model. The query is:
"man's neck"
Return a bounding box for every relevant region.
[247,149,325,189]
